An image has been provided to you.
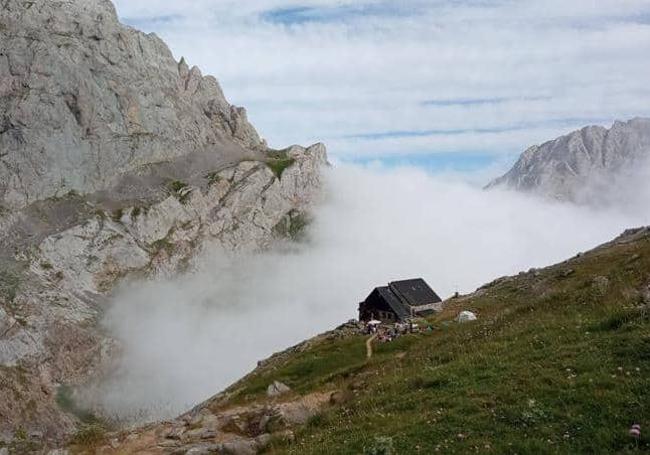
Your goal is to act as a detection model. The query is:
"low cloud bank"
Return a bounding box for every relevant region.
[93,164,650,422]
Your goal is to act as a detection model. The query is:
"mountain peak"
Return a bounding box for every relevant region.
[0,0,267,211]
[486,118,650,203]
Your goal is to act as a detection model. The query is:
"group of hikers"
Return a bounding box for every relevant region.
[363,319,425,343]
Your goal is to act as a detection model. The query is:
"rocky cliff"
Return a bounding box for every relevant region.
[486,118,650,203]
[0,0,266,210]
[0,0,327,448]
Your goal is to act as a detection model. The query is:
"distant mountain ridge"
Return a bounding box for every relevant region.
[487,118,650,203]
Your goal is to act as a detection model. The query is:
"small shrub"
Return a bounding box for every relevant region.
[150,237,174,254]
[365,436,394,455]
[0,269,21,302]
[169,180,187,193]
[111,208,124,222]
[15,428,27,440]
[168,180,192,203]
[273,210,310,241]
[56,385,99,424]
[266,158,296,179]
[596,307,649,331]
[307,413,331,428]
[205,171,222,186]
[39,262,53,270]
[69,424,107,448]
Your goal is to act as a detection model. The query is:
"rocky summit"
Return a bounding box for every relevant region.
[486,118,650,203]
[0,0,327,448]
[0,0,267,210]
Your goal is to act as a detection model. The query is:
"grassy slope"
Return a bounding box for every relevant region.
[223,229,650,454]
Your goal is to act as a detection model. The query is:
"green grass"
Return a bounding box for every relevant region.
[168,180,192,203]
[266,158,296,179]
[149,236,175,255]
[56,385,112,452]
[68,424,108,451]
[265,150,296,179]
[0,268,22,303]
[234,232,650,454]
[111,208,124,222]
[56,385,101,425]
[222,335,368,407]
[205,171,223,186]
[273,210,311,241]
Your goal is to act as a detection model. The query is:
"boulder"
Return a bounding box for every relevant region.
[457,311,477,323]
[221,439,257,455]
[267,381,291,397]
[185,444,223,455]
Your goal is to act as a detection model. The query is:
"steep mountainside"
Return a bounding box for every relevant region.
[83,227,650,454]
[486,118,650,202]
[0,0,327,447]
[0,0,265,210]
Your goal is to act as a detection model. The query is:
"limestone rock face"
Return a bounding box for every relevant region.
[486,118,650,203]
[267,381,291,397]
[0,0,264,211]
[0,0,328,447]
[457,311,477,323]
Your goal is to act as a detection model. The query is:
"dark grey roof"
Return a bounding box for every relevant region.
[389,278,442,307]
[376,286,411,320]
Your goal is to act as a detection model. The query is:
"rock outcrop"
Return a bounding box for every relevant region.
[486,118,650,203]
[0,0,265,211]
[0,0,328,448]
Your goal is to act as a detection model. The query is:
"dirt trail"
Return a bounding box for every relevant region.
[366,334,377,359]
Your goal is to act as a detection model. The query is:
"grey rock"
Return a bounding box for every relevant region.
[457,311,477,323]
[267,380,291,397]
[166,426,187,440]
[0,0,327,445]
[185,444,223,455]
[486,118,650,203]
[221,439,257,455]
[0,0,266,211]
[255,433,272,450]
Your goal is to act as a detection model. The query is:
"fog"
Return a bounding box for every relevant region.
[93,164,650,423]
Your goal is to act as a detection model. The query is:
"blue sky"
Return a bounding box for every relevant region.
[114,0,650,176]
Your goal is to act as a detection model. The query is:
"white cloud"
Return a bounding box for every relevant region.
[111,0,650,166]
[90,163,650,422]
[86,0,650,425]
